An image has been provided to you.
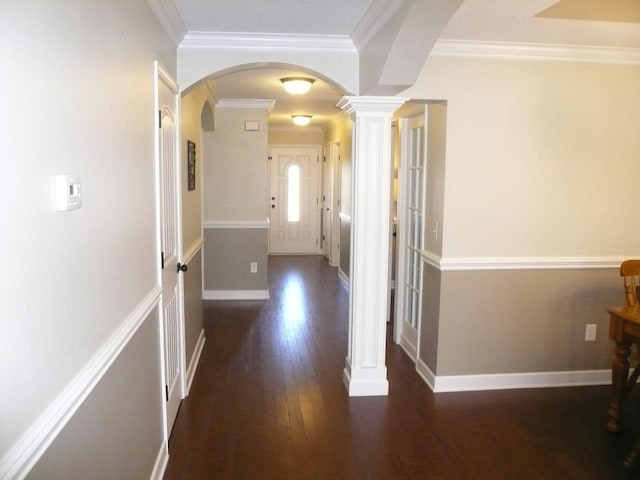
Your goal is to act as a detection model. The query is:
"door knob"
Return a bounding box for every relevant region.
[177,263,188,273]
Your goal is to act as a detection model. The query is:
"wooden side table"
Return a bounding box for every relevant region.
[607,305,640,432]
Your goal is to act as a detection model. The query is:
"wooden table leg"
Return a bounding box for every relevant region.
[608,342,631,432]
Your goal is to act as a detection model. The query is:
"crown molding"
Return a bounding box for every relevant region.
[432,39,640,65]
[180,32,356,52]
[216,99,275,112]
[350,0,407,49]
[146,0,187,46]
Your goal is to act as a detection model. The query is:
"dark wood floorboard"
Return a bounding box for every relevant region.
[165,255,640,479]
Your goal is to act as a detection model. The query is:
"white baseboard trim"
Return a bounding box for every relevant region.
[416,358,437,391]
[185,329,205,395]
[338,269,349,289]
[413,360,610,393]
[203,289,270,300]
[149,441,169,480]
[0,286,162,480]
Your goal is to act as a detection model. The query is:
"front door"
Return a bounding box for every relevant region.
[269,146,320,254]
[156,63,184,437]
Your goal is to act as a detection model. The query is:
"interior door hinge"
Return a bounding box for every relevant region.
[158,110,162,128]
[323,156,326,163]
[268,156,273,160]
[165,385,169,402]
[161,251,165,269]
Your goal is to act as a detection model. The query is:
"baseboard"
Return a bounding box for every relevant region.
[413,360,610,393]
[0,286,162,480]
[185,329,205,395]
[416,358,437,391]
[202,290,270,300]
[338,269,349,289]
[149,441,169,480]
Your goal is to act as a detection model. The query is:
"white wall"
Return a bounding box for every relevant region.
[0,1,175,475]
[402,56,640,259]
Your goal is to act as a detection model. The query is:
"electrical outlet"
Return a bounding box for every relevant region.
[585,324,597,341]
[250,262,258,273]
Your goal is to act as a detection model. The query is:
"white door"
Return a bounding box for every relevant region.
[395,113,426,360]
[156,64,184,437]
[322,144,332,260]
[269,146,320,254]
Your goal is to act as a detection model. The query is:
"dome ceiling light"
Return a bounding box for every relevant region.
[292,115,312,126]
[281,77,315,95]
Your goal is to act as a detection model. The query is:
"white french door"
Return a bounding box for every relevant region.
[269,146,320,254]
[155,63,184,438]
[395,113,426,360]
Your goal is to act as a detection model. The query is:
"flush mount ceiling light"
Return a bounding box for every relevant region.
[292,115,312,126]
[281,77,315,95]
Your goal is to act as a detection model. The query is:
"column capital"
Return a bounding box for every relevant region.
[337,96,408,118]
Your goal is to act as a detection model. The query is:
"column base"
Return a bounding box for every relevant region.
[343,360,389,397]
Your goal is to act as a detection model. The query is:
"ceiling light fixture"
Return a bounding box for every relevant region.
[292,115,312,126]
[281,77,315,95]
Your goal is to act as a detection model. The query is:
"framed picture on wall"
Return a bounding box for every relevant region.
[187,140,196,191]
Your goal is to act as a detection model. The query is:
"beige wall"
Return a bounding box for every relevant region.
[324,115,353,277]
[403,57,640,259]
[181,83,210,251]
[1,1,175,474]
[204,107,270,222]
[268,128,325,145]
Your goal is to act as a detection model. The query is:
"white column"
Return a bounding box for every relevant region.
[338,96,407,396]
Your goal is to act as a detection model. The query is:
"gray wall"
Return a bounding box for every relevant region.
[184,249,204,363]
[339,217,351,282]
[435,267,621,376]
[204,228,269,291]
[27,310,163,480]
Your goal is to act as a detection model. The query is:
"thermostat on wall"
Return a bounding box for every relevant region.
[55,174,82,211]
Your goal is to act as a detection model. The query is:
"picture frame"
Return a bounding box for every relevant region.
[187,140,196,191]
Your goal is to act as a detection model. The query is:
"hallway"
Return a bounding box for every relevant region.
[164,256,638,479]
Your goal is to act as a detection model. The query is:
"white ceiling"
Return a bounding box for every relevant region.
[175,0,375,35]
[172,0,640,127]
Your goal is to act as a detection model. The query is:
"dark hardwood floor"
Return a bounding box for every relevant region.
[164,255,640,479]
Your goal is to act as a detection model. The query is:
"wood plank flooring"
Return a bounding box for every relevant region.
[164,255,640,479]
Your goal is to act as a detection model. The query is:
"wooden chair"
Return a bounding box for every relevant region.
[620,260,640,469]
[622,260,640,391]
